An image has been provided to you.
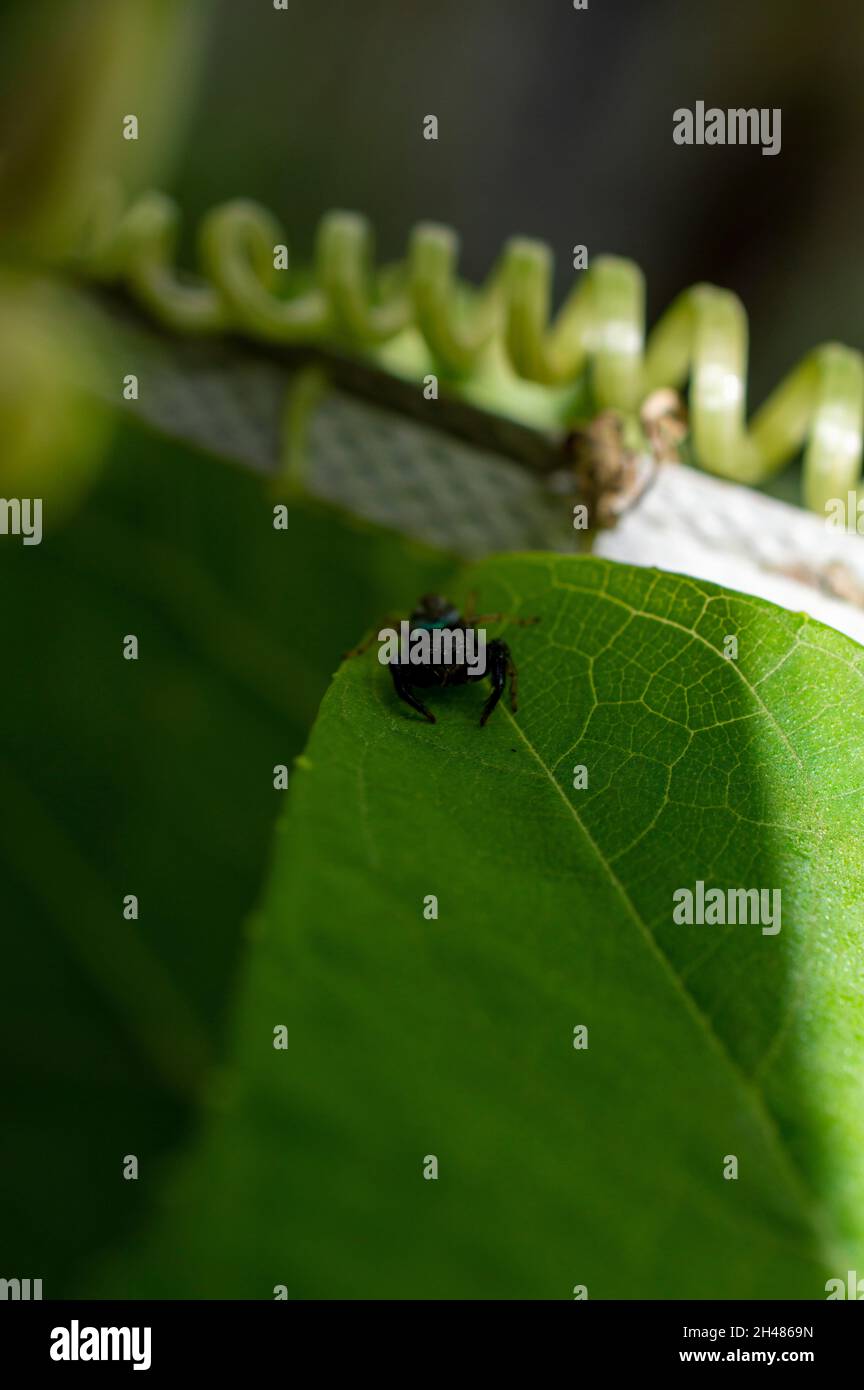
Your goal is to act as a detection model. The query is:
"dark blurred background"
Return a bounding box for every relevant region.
[0,0,862,1296]
[171,0,864,409]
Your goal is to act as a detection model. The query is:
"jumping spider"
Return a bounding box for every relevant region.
[345,593,539,726]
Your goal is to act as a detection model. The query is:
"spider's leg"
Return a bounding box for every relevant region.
[344,632,378,659]
[391,666,436,723]
[469,613,541,628]
[479,640,510,726]
[343,614,399,660]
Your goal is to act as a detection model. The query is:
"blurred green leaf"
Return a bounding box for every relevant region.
[0,0,207,258]
[90,555,864,1298]
[0,414,455,1294]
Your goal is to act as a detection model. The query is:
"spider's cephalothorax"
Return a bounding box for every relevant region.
[408,594,461,630]
[347,593,539,726]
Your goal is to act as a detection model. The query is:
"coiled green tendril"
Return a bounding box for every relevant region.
[76,183,864,513]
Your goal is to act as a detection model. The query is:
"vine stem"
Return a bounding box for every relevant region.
[74,182,864,514]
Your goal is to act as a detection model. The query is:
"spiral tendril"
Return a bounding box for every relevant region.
[75,183,864,514]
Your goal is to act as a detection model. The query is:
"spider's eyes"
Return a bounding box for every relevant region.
[412,593,455,625]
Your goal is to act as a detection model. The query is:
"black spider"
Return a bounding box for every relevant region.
[346,593,539,725]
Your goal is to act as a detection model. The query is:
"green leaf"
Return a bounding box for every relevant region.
[91,554,864,1299]
[0,414,456,1295]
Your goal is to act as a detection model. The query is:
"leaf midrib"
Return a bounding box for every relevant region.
[501,695,851,1276]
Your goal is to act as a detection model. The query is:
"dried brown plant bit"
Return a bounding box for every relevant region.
[566,410,657,529]
[774,559,864,611]
[640,387,689,464]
